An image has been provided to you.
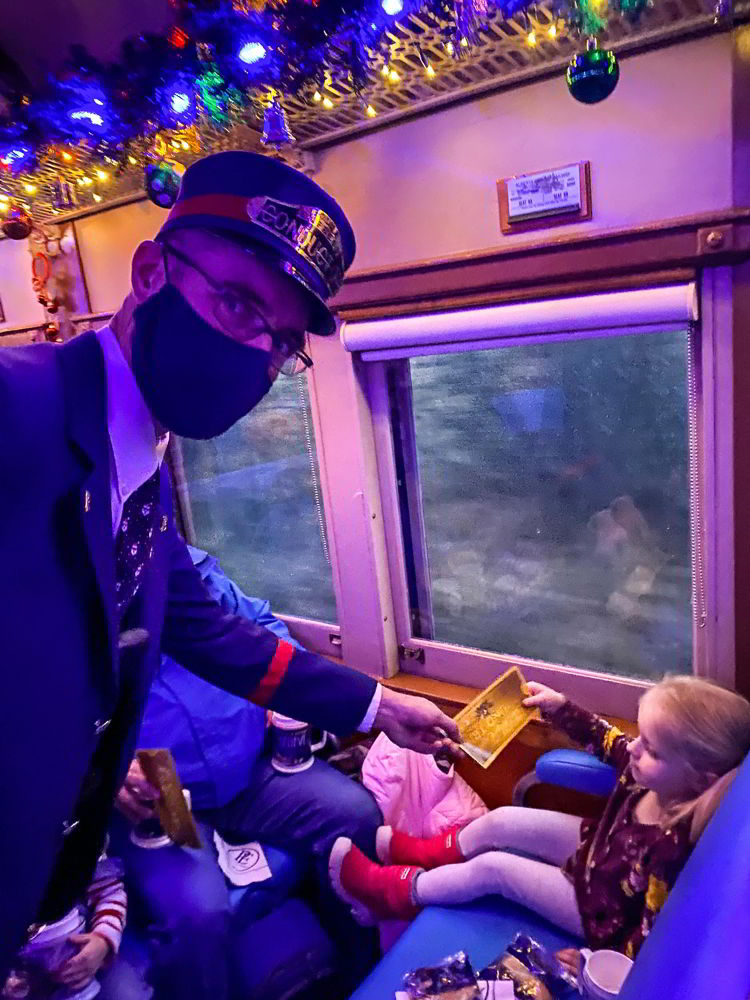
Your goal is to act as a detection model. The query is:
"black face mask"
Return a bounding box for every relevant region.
[131,283,273,439]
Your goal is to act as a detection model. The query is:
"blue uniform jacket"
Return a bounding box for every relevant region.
[138,546,302,812]
[0,331,376,977]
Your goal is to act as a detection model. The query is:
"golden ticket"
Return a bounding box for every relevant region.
[454,666,539,768]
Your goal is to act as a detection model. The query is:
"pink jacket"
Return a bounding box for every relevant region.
[362,732,488,836]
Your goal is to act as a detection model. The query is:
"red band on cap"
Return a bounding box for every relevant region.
[165,192,345,298]
[166,194,256,225]
[248,639,295,706]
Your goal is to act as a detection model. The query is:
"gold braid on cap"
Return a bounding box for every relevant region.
[247,196,345,297]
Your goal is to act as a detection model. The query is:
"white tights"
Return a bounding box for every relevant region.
[412,806,586,938]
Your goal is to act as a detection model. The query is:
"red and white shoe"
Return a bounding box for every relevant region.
[386,826,464,869]
[329,837,422,925]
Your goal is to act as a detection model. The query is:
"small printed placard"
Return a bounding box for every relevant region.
[498,161,592,234]
[507,164,581,221]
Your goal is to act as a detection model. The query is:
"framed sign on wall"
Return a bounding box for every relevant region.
[498,161,592,235]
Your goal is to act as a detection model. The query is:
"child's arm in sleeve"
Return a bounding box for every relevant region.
[85,858,127,956]
[545,701,633,773]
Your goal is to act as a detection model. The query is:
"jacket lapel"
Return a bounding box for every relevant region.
[57,331,118,695]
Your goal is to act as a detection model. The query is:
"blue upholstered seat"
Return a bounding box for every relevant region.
[120,839,332,999]
[349,898,582,1000]
[618,749,750,1000]
[226,842,307,927]
[350,750,750,1000]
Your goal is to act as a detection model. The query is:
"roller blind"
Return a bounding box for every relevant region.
[341,283,698,361]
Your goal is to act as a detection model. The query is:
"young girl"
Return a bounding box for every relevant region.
[329,676,750,959]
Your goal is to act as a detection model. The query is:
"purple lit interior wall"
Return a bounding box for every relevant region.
[315,34,735,270]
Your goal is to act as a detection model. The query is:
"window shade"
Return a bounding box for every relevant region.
[340,283,698,361]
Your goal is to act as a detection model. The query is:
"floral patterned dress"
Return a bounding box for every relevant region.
[546,701,692,958]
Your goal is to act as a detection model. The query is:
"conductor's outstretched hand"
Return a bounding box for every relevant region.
[374,686,461,757]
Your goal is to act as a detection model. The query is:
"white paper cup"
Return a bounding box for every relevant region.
[130,788,192,848]
[579,948,634,999]
[20,908,101,999]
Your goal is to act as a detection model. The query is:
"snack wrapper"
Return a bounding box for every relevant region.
[478,934,578,999]
[402,951,480,1000]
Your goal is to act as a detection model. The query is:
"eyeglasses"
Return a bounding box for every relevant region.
[160,241,313,377]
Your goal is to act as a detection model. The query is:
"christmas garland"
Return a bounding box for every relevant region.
[0,0,659,230]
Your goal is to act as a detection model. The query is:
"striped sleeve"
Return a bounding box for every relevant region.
[85,858,127,955]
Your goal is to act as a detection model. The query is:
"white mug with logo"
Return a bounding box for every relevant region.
[579,948,633,999]
[270,713,326,773]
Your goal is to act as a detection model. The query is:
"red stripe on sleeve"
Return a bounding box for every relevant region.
[248,639,295,706]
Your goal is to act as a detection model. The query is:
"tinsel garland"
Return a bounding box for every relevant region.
[0,0,682,226]
[0,0,656,168]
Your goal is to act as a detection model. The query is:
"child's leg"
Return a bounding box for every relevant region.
[381,807,582,868]
[414,851,584,938]
[458,806,582,866]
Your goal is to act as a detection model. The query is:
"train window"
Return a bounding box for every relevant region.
[178,372,337,623]
[342,283,722,709]
[386,328,693,682]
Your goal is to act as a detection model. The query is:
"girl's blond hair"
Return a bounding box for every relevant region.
[642,676,750,842]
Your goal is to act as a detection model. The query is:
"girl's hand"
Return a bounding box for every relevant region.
[522,681,566,714]
[555,947,583,978]
[57,933,110,990]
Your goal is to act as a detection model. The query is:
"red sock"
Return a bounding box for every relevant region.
[388,826,464,869]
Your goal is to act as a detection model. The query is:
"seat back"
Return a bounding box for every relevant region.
[619,751,750,1000]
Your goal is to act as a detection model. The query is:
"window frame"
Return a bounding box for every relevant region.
[293,328,399,674]
[358,275,733,719]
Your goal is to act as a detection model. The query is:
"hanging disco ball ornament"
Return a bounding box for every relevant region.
[566,38,619,104]
[2,202,33,239]
[145,158,185,208]
[261,96,295,149]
